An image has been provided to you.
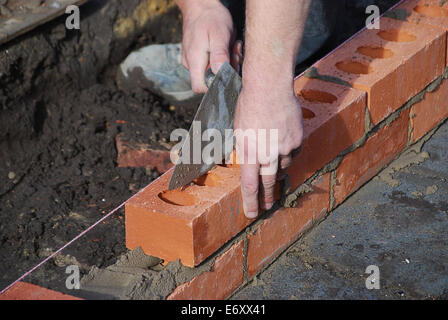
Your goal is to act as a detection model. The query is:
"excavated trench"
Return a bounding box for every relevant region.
[0,0,192,294]
[0,0,399,298]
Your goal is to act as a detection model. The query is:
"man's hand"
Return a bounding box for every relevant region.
[176,0,242,93]
[235,0,311,219]
[235,82,303,219]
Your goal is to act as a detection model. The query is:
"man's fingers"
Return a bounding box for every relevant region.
[231,54,240,73]
[279,155,292,170]
[241,163,260,219]
[260,172,276,210]
[188,45,209,94]
[276,155,292,181]
[231,40,243,73]
[234,40,243,58]
[209,30,232,74]
[259,158,278,210]
[181,51,189,70]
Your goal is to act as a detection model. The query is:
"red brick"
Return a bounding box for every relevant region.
[167,240,244,300]
[125,165,250,267]
[246,173,330,277]
[286,77,366,191]
[0,282,82,300]
[392,0,448,65]
[116,134,173,173]
[314,17,446,125]
[411,78,448,141]
[125,79,364,268]
[334,108,410,205]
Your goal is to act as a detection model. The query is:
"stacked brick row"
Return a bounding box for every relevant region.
[124,0,448,300]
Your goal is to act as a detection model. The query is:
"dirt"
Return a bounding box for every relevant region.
[0,0,44,16]
[0,0,188,294]
[0,0,401,298]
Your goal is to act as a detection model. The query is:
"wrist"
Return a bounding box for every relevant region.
[242,60,295,96]
[176,0,222,17]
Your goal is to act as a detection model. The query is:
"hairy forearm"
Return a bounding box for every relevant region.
[243,0,311,91]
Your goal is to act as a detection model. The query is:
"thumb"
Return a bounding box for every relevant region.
[209,31,231,74]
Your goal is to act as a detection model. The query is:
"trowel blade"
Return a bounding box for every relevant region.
[168,62,242,190]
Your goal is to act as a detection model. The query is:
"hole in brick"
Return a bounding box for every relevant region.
[299,89,337,104]
[302,107,316,119]
[158,190,197,206]
[335,60,374,75]
[193,172,221,187]
[377,29,416,42]
[356,46,394,59]
[413,5,448,17]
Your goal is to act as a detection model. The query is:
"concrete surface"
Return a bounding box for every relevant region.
[233,120,448,300]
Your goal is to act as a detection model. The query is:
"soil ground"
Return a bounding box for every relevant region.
[0,0,189,293]
[0,0,400,296]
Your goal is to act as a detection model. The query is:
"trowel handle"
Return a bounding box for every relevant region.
[205,68,216,89]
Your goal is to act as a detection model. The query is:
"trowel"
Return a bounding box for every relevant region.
[168,62,242,190]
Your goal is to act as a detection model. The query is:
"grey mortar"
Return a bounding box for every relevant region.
[303,67,352,88]
[79,247,212,300]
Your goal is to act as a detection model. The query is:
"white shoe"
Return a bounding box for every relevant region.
[117,43,201,106]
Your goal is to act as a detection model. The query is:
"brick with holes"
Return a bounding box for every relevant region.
[286,77,366,192]
[314,17,446,125]
[125,165,251,267]
[391,0,448,66]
